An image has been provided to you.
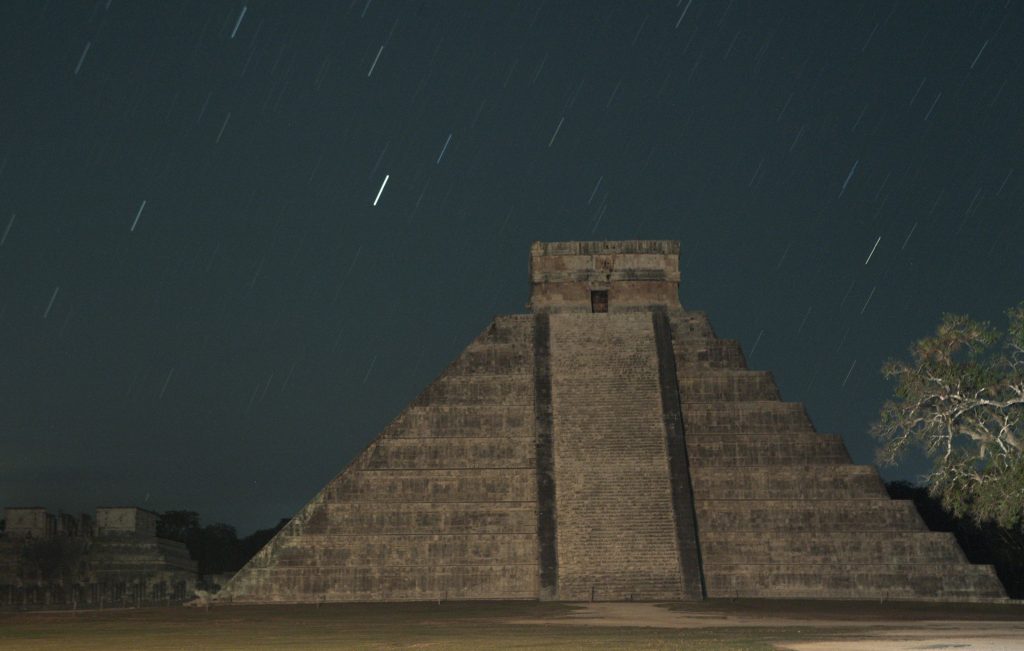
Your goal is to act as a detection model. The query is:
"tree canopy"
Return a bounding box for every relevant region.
[873,303,1024,527]
[155,510,288,577]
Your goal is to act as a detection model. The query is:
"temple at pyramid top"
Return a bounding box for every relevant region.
[528,240,681,313]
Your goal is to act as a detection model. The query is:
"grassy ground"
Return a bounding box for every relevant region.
[0,601,845,651]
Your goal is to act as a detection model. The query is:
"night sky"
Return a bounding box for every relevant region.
[1,1,1022,535]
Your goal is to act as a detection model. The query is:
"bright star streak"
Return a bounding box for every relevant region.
[373,175,389,206]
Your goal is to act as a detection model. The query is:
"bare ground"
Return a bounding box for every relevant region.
[0,599,1021,650]
[516,600,1024,650]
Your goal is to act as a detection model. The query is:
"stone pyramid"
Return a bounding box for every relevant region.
[218,240,1006,603]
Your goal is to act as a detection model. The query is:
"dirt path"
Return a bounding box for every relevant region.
[782,633,1024,651]
[516,601,816,628]
[512,602,1024,650]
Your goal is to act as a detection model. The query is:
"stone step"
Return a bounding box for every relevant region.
[386,405,534,438]
[227,564,539,602]
[682,401,815,433]
[480,315,535,344]
[357,437,535,470]
[552,396,666,420]
[677,370,781,402]
[557,574,685,601]
[302,503,536,535]
[690,465,887,499]
[328,468,536,502]
[667,311,715,338]
[703,563,1006,600]
[412,375,532,407]
[694,499,926,532]
[685,433,850,466]
[674,339,747,369]
[700,531,967,565]
[269,533,537,567]
[450,343,532,374]
[546,357,660,380]
[550,310,655,326]
[675,318,714,337]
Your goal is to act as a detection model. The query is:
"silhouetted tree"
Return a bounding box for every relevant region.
[156,510,200,542]
[239,518,289,562]
[197,523,244,575]
[156,510,290,577]
[874,304,1024,527]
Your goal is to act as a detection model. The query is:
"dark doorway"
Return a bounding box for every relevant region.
[591,290,608,313]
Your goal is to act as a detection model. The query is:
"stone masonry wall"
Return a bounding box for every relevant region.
[669,308,1006,600]
[218,316,539,603]
[528,240,681,313]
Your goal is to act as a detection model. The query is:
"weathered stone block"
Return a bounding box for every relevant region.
[667,311,716,338]
[704,563,1005,600]
[695,499,926,532]
[448,344,532,375]
[674,339,747,370]
[685,433,850,466]
[413,376,532,407]
[700,531,967,565]
[359,437,534,470]
[682,401,815,433]
[690,465,887,500]
[305,502,536,536]
[678,370,781,402]
[330,469,536,502]
[385,405,534,438]
[271,533,537,567]
[230,564,538,602]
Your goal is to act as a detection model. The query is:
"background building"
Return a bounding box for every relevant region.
[0,506,197,610]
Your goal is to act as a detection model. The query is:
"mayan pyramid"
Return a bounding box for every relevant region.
[218,240,1006,603]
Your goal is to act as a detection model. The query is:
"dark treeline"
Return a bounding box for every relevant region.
[8,495,1022,598]
[886,481,1024,598]
[155,512,289,577]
